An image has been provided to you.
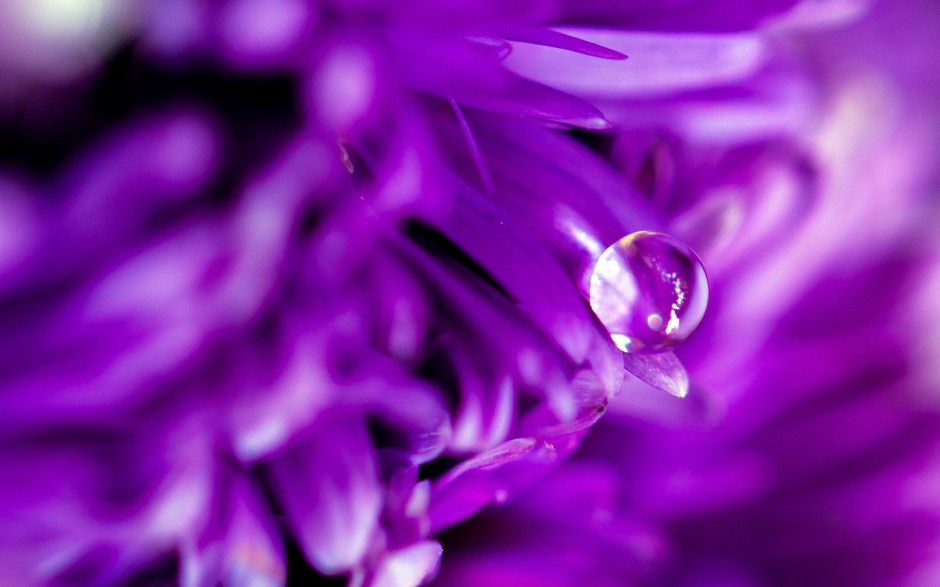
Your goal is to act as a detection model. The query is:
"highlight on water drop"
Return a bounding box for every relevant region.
[589,231,708,354]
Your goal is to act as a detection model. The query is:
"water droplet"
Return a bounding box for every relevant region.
[589,231,708,354]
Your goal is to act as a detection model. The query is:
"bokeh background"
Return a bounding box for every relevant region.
[2,1,939,585]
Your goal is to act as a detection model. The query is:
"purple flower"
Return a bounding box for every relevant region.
[428,1,940,585]
[1,1,938,586]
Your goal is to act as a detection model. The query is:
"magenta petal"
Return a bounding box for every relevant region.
[60,109,220,247]
[214,0,314,69]
[431,181,599,365]
[466,117,661,291]
[603,61,819,145]
[182,473,285,587]
[267,413,382,575]
[389,34,610,129]
[428,438,562,532]
[445,344,515,454]
[229,337,331,463]
[365,541,443,587]
[498,27,627,60]
[516,369,615,440]
[345,358,453,466]
[621,351,690,398]
[0,175,41,286]
[391,230,616,426]
[382,466,431,549]
[452,72,612,129]
[368,254,434,363]
[557,0,799,32]
[506,30,767,99]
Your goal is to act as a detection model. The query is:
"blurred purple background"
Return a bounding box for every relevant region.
[1,1,939,585]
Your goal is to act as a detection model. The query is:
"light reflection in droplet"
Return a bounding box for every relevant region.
[589,231,708,354]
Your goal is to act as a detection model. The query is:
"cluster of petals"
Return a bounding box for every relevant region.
[1,0,939,586]
[431,1,940,585]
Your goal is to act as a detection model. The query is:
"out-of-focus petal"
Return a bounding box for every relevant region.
[428,437,561,532]
[267,413,382,575]
[506,30,768,99]
[364,541,443,587]
[497,27,627,60]
[182,470,285,587]
[556,0,800,31]
[622,352,690,399]
[389,34,611,129]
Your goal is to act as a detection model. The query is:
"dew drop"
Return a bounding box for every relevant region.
[589,231,708,354]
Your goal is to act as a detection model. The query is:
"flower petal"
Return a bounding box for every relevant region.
[498,27,627,60]
[181,472,285,587]
[557,0,799,31]
[388,33,610,129]
[621,351,690,398]
[365,541,443,587]
[473,117,661,292]
[506,30,768,99]
[429,437,565,532]
[266,413,382,575]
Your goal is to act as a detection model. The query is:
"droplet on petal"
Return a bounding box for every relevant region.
[589,231,708,354]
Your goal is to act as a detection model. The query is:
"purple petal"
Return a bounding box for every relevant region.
[390,226,621,428]
[505,30,768,99]
[343,357,453,466]
[453,72,612,129]
[557,0,800,31]
[182,472,285,587]
[429,180,600,366]
[267,413,382,575]
[228,335,332,463]
[498,27,627,59]
[366,541,443,587]
[387,33,610,129]
[622,351,690,398]
[446,345,515,454]
[381,466,431,549]
[472,117,661,292]
[429,438,564,532]
[215,0,315,69]
[515,369,614,440]
[59,109,220,247]
[604,61,819,145]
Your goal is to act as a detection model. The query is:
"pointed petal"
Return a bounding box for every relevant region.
[473,118,661,291]
[229,336,331,463]
[389,34,610,129]
[557,0,799,32]
[450,71,612,129]
[343,358,452,466]
[603,62,819,144]
[506,30,767,99]
[621,351,690,398]
[61,109,220,250]
[498,27,627,59]
[449,370,515,454]
[267,414,382,575]
[428,438,562,532]
[368,541,443,587]
[390,229,618,430]
[181,473,285,587]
